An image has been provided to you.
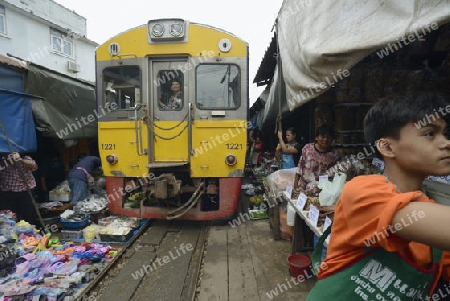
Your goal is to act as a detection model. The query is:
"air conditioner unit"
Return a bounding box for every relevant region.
[67,61,80,73]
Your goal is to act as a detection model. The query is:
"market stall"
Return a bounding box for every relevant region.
[0,172,150,300]
[0,208,149,300]
[257,4,450,258]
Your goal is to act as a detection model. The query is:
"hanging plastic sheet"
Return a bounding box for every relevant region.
[0,89,37,153]
[249,86,270,130]
[277,0,450,111]
[25,64,97,140]
[261,65,289,127]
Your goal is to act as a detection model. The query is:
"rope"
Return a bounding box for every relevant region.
[166,191,203,220]
[143,111,189,140]
[167,181,205,220]
[0,119,46,230]
[146,122,189,140]
[145,111,189,131]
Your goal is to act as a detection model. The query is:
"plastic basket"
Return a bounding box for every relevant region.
[61,229,83,240]
[61,215,90,229]
[58,192,71,203]
[99,229,133,243]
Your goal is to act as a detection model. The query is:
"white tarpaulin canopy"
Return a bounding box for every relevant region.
[277,0,450,111]
[250,85,270,129]
[262,65,289,126]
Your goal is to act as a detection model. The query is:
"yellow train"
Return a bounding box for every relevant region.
[95,18,248,220]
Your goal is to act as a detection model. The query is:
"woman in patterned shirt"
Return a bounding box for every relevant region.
[294,125,341,196]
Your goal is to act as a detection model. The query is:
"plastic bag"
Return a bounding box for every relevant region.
[318,172,347,206]
[287,202,296,226]
[265,167,297,198]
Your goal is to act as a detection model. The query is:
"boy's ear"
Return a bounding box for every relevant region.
[376,139,395,158]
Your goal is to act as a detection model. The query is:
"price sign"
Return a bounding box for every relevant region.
[309,204,319,227]
[372,158,384,171]
[319,175,329,183]
[323,217,332,244]
[297,193,307,210]
[323,217,332,231]
[284,183,293,199]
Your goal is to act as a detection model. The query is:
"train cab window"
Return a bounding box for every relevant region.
[196,64,240,110]
[157,71,184,111]
[103,66,141,110]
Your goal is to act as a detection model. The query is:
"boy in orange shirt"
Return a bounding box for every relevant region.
[307,93,450,300]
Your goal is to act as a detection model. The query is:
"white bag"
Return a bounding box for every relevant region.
[287,202,296,226]
[318,172,347,206]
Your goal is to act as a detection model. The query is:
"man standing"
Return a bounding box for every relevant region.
[0,152,38,225]
[68,154,101,204]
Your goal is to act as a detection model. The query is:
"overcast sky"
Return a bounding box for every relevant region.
[53,0,283,105]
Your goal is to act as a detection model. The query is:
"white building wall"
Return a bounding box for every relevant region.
[0,0,97,83]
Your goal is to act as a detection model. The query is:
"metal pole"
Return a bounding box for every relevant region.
[275,22,283,135]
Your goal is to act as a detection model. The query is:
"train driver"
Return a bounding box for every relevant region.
[159,79,183,110]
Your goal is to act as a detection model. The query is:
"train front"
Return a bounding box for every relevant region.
[95,19,249,220]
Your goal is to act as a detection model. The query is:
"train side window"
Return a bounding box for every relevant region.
[102,66,141,110]
[156,70,184,111]
[196,64,240,110]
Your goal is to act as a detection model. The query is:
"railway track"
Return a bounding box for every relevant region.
[74,219,210,301]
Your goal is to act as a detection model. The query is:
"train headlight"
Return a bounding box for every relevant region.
[170,23,183,37]
[106,154,118,165]
[225,154,237,166]
[151,23,165,37]
[148,19,187,42]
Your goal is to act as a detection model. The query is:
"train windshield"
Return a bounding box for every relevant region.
[196,64,240,110]
[102,66,141,110]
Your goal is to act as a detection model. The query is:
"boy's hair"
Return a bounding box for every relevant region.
[315,124,334,138]
[364,92,450,157]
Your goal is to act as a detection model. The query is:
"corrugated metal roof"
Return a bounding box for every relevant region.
[253,33,277,86]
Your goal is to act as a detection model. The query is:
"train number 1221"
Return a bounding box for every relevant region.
[101,143,116,150]
[226,143,242,150]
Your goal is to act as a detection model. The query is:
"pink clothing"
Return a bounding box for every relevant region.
[296,143,341,196]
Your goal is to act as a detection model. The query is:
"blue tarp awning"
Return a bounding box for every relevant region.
[0,88,37,153]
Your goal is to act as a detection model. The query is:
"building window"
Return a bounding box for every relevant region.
[0,5,6,34]
[51,28,72,56]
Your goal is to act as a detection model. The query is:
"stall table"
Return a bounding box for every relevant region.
[266,194,281,240]
[285,196,330,253]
